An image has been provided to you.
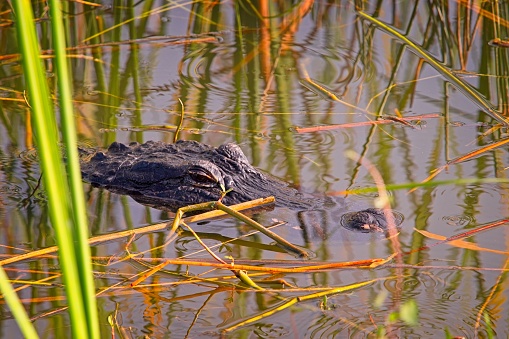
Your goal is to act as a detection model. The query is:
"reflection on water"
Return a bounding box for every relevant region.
[1,0,509,337]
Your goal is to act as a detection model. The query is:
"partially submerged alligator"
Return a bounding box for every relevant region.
[80,140,402,233]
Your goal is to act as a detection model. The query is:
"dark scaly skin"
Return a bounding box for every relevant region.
[80,140,401,232]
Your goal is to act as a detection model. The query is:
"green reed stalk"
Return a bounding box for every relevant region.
[13,0,99,337]
[0,266,38,337]
[48,0,100,337]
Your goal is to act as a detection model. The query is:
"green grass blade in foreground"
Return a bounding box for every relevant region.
[0,266,38,338]
[357,10,509,126]
[49,0,99,337]
[13,1,90,337]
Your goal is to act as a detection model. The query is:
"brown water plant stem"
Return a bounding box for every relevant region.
[166,199,309,258]
[139,257,393,274]
[408,218,509,255]
[0,197,275,266]
[415,136,509,192]
[295,114,441,133]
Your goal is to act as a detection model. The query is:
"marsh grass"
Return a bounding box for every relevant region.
[9,0,99,337]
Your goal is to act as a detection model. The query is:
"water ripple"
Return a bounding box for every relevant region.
[296,271,491,338]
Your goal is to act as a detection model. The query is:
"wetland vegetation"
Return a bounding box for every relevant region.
[0,1,508,337]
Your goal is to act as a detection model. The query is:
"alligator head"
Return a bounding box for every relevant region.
[80,140,318,211]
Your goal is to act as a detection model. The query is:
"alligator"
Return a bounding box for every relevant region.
[80,140,402,233]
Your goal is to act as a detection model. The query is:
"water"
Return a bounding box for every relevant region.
[1,1,509,337]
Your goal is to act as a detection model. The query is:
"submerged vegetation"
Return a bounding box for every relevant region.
[0,0,508,337]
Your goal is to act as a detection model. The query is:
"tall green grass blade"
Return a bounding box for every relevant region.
[13,0,96,337]
[0,266,38,338]
[49,0,99,337]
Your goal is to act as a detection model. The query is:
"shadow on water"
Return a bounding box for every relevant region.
[0,1,508,337]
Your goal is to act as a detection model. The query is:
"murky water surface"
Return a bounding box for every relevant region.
[1,1,509,337]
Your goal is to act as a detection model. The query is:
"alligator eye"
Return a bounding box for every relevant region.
[188,167,218,186]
